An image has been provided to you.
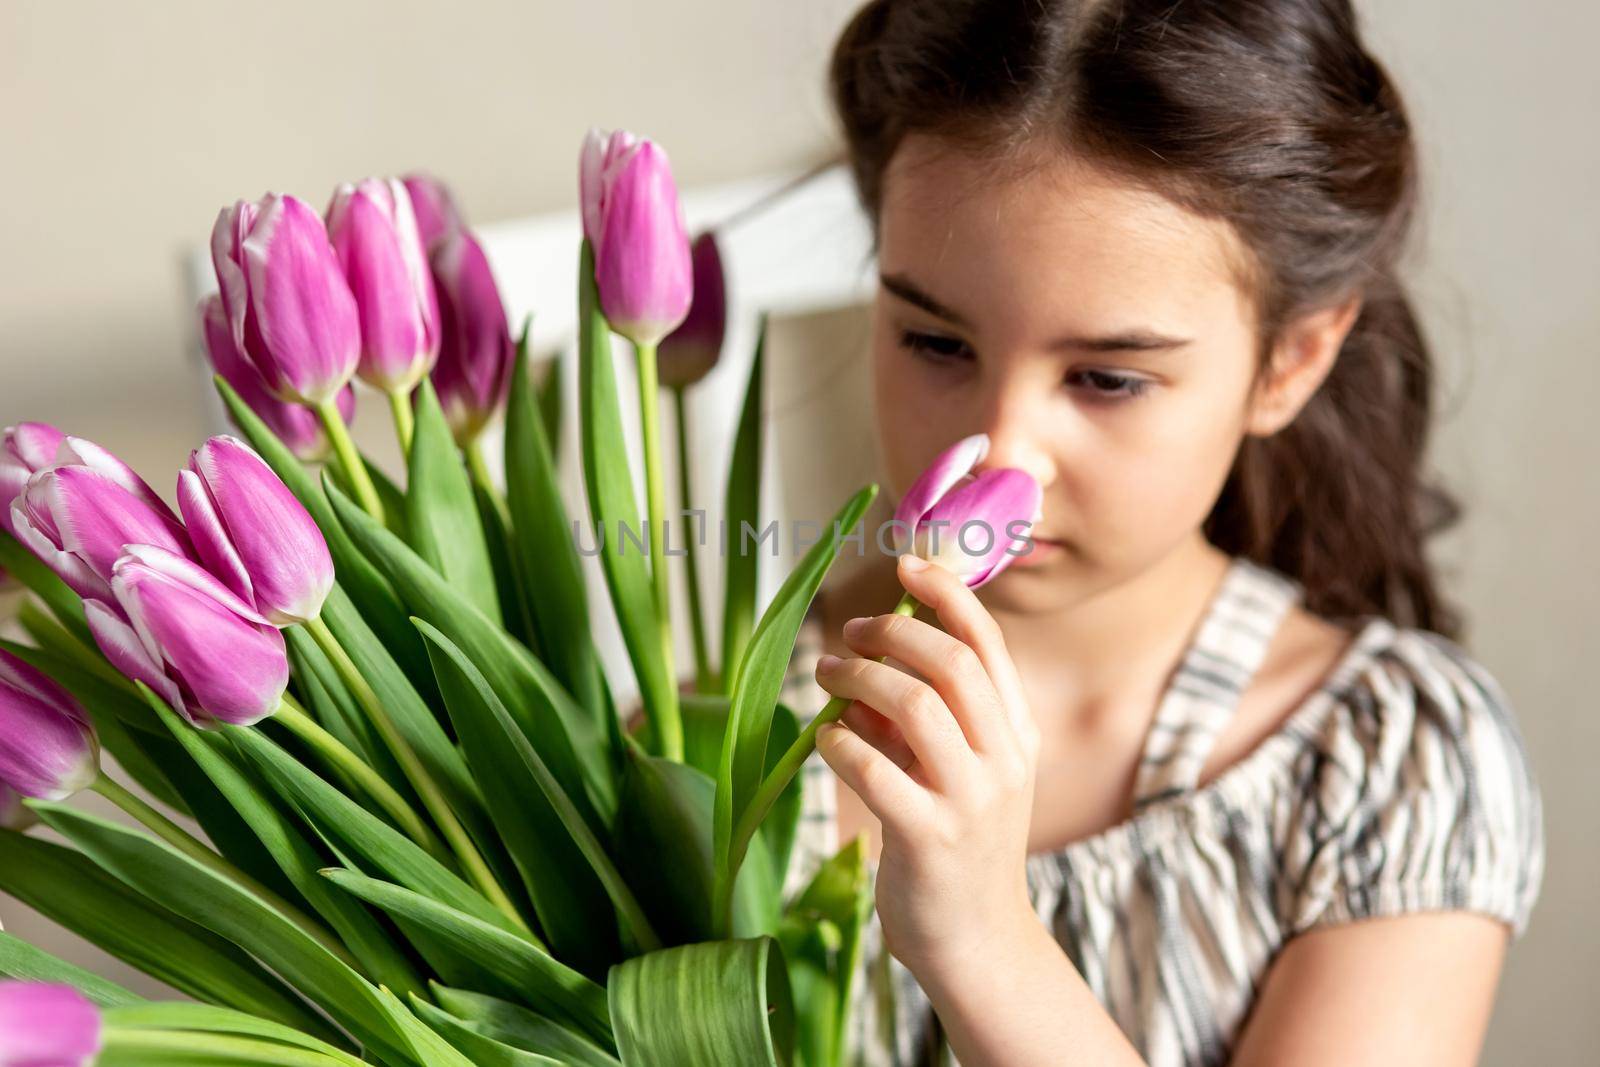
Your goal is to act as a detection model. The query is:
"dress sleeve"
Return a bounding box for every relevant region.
[1281,627,1545,938]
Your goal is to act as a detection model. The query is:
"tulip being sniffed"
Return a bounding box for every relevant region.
[579,128,693,348]
[0,649,98,802]
[86,546,289,728]
[10,446,190,602]
[402,172,465,252]
[211,193,361,406]
[657,231,726,389]
[892,433,1043,589]
[199,294,355,463]
[429,228,515,445]
[177,435,333,626]
[0,982,102,1067]
[326,178,441,398]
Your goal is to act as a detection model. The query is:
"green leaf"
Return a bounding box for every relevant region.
[431,986,622,1067]
[97,1031,359,1067]
[536,343,564,465]
[102,1003,367,1066]
[607,937,794,1067]
[473,476,538,651]
[321,867,613,1049]
[405,376,501,619]
[146,693,426,998]
[416,618,624,976]
[31,803,426,1064]
[612,750,780,944]
[779,836,873,1067]
[409,997,566,1066]
[214,375,438,703]
[713,485,878,924]
[225,724,520,935]
[506,327,609,741]
[324,479,613,829]
[0,830,329,1037]
[284,626,409,797]
[721,314,768,694]
[0,931,143,1007]
[0,528,92,646]
[576,238,675,755]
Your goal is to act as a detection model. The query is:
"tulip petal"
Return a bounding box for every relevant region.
[892,433,990,547]
[0,651,99,801]
[594,140,693,347]
[242,193,362,405]
[11,496,112,601]
[0,981,103,1065]
[177,468,253,604]
[402,172,464,250]
[1,422,66,539]
[658,231,726,388]
[85,597,187,718]
[430,229,514,443]
[23,467,190,599]
[57,436,177,522]
[186,437,332,625]
[918,467,1043,588]
[114,543,270,626]
[0,649,88,729]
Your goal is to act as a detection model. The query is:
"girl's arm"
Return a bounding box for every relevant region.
[814,553,1513,1067]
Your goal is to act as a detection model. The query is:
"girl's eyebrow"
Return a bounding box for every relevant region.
[879,271,1194,353]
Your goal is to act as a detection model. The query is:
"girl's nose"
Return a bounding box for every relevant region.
[977,415,1055,494]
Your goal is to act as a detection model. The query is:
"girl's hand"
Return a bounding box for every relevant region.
[814,552,1043,975]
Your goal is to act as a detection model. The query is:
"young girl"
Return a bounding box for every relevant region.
[777,2,1544,1064]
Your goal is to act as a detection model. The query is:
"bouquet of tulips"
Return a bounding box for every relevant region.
[0,130,893,1066]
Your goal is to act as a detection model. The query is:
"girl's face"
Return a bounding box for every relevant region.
[872,135,1269,614]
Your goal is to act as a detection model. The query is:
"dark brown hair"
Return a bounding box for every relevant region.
[829,0,1465,637]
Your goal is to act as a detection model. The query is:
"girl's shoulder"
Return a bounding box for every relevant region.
[1270,617,1545,939]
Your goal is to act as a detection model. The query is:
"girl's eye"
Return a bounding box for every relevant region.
[1067,369,1154,400]
[898,329,973,363]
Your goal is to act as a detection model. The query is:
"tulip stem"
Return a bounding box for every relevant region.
[464,437,509,527]
[315,398,385,523]
[303,613,529,933]
[274,699,447,861]
[88,774,361,969]
[673,386,713,693]
[387,389,416,456]
[634,340,682,761]
[714,589,921,936]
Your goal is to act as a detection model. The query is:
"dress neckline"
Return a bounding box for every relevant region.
[802,554,1396,874]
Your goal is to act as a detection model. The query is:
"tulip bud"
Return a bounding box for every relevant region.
[200,294,356,462]
[0,784,33,831]
[177,435,333,626]
[892,433,1043,589]
[0,982,103,1067]
[402,172,465,251]
[211,193,361,406]
[326,178,442,394]
[429,228,515,444]
[0,650,99,802]
[579,128,693,347]
[86,546,289,728]
[10,444,190,602]
[657,231,726,388]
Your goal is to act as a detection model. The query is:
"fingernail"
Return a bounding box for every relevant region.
[817,653,841,672]
[900,554,928,572]
[843,616,868,639]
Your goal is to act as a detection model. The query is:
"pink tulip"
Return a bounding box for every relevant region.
[177,436,333,626]
[402,172,465,252]
[9,441,190,602]
[0,785,33,831]
[657,231,726,388]
[579,128,693,347]
[429,228,514,444]
[200,294,355,462]
[326,178,441,394]
[211,193,361,406]
[892,433,1043,589]
[0,650,98,802]
[0,982,102,1067]
[86,546,289,728]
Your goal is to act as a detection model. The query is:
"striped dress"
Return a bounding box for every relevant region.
[778,555,1544,1067]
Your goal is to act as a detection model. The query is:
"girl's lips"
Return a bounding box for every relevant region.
[1007,536,1063,568]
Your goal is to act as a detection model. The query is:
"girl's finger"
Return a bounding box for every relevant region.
[816,721,927,830]
[840,610,1009,755]
[896,554,1034,741]
[815,654,977,789]
[841,699,916,770]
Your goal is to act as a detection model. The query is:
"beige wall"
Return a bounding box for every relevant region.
[1,2,1594,1062]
